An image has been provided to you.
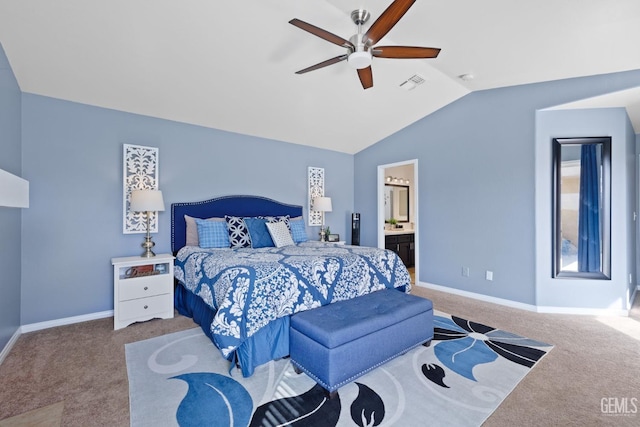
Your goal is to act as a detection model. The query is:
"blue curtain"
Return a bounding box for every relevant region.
[577,145,601,272]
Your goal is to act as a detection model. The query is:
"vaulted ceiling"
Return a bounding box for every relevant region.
[1,1,639,154]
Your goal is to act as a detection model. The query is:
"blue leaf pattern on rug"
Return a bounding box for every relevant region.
[433,315,549,380]
[171,372,253,427]
[434,335,498,381]
[350,383,385,427]
[249,383,341,426]
[422,363,450,388]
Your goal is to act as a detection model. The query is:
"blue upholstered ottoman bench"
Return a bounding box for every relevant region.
[289,289,433,397]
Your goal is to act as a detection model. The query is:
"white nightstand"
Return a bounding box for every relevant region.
[111,253,175,330]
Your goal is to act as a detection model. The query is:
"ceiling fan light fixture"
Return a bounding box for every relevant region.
[289,0,440,89]
[348,51,372,69]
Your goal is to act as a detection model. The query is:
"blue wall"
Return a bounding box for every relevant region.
[20,94,353,324]
[535,108,635,311]
[354,70,640,306]
[0,44,22,349]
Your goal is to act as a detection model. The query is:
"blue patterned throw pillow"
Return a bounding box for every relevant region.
[243,217,275,248]
[289,216,308,243]
[195,218,230,248]
[225,215,252,248]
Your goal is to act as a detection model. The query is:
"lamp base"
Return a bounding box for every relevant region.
[319,226,328,242]
[141,237,156,258]
[140,211,157,257]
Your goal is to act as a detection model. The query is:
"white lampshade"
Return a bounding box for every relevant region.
[313,196,332,212]
[130,189,165,212]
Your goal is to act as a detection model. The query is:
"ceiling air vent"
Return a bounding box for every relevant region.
[399,74,426,91]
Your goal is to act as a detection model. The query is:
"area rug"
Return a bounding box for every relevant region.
[125,312,552,426]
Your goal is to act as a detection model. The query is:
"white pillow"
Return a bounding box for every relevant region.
[266,221,295,248]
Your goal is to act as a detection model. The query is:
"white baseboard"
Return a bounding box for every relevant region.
[20,310,113,333]
[417,281,539,312]
[1,310,114,365]
[0,328,22,365]
[536,305,629,316]
[417,281,630,316]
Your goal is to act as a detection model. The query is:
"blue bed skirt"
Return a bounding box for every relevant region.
[174,284,290,376]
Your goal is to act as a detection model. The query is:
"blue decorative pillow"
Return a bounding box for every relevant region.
[195,218,230,248]
[289,216,308,243]
[243,217,275,248]
[225,215,251,248]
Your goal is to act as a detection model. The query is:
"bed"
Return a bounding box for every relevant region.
[171,195,411,376]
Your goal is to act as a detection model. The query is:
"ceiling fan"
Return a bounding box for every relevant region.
[289,0,440,90]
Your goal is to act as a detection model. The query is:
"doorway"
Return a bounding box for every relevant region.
[378,160,418,284]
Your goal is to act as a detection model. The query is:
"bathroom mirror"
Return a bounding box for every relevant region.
[552,137,611,279]
[384,184,409,222]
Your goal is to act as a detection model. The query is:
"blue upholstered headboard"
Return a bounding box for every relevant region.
[171,195,304,253]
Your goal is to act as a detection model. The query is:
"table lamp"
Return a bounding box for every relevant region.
[312,196,332,241]
[129,189,165,257]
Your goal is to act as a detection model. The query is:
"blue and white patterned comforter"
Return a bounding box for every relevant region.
[174,242,411,361]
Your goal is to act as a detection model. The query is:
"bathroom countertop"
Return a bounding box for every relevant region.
[384,228,414,235]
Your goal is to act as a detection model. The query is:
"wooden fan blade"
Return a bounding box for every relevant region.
[295,55,348,74]
[364,0,416,45]
[372,46,441,59]
[357,66,373,89]
[289,19,354,49]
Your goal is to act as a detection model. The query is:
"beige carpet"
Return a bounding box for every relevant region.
[0,287,638,426]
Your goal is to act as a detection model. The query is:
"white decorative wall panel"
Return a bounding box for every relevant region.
[123,144,159,234]
[308,166,324,226]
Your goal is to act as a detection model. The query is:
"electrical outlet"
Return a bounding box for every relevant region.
[462,267,470,277]
[485,270,493,281]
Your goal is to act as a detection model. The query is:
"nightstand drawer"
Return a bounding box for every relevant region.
[118,275,172,301]
[118,294,173,321]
